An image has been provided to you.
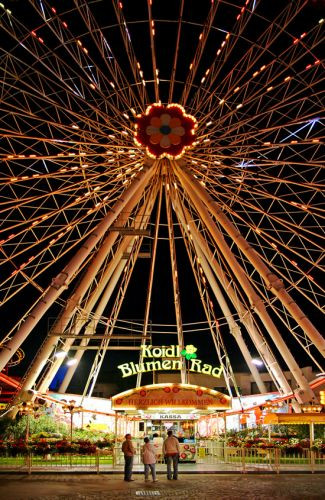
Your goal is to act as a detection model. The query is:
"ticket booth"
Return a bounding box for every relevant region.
[112,383,231,462]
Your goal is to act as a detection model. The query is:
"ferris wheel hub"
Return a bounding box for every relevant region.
[134,103,197,160]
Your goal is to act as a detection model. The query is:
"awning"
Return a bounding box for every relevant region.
[264,412,325,425]
[112,383,231,411]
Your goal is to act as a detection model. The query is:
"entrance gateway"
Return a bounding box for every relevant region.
[112,383,231,462]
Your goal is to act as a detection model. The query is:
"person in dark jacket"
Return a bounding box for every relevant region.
[122,433,136,481]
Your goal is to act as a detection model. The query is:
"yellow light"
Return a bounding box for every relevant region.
[320,391,325,405]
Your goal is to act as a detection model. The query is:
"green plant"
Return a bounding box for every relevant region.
[0,413,68,440]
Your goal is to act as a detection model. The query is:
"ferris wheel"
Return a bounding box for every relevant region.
[0,0,324,412]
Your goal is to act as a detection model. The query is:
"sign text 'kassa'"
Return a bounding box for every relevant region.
[117,345,223,379]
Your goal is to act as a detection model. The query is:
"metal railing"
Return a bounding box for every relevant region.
[0,444,324,474]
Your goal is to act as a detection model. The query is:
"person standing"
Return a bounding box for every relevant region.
[122,433,136,482]
[141,437,158,482]
[163,430,180,480]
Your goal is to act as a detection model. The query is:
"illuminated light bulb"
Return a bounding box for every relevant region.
[219,99,225,105]
[236,103,243,109]
[66,358,78,366]
[267,86,273,91]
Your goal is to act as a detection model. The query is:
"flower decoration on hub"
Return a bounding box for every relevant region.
[134,103,197,159]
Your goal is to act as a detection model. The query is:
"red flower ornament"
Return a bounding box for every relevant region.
[134,103,197,159]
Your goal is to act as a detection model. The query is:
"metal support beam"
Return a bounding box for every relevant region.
[0,163,155,373]
[165,173,187,384]
[171,190,267,394]
[173,160,315,405]
[136,177,163,387]
[177,161,325,359]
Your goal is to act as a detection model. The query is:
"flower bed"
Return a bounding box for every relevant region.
[1,438,114,456]
[225,436,324,453]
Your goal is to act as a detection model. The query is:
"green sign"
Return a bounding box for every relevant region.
[118,344,223,379]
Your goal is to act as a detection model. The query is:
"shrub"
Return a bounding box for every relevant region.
[7,439,29,456]
[76,440,97,455]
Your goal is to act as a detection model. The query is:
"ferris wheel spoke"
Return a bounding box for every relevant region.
[112,0,149,108]
[168,0,184,104]
[179,0,220,107]
[192,0,311,115]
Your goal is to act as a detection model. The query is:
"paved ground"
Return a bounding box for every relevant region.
[0,473,324,499]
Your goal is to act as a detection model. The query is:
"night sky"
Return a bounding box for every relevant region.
[1,0,324,397]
